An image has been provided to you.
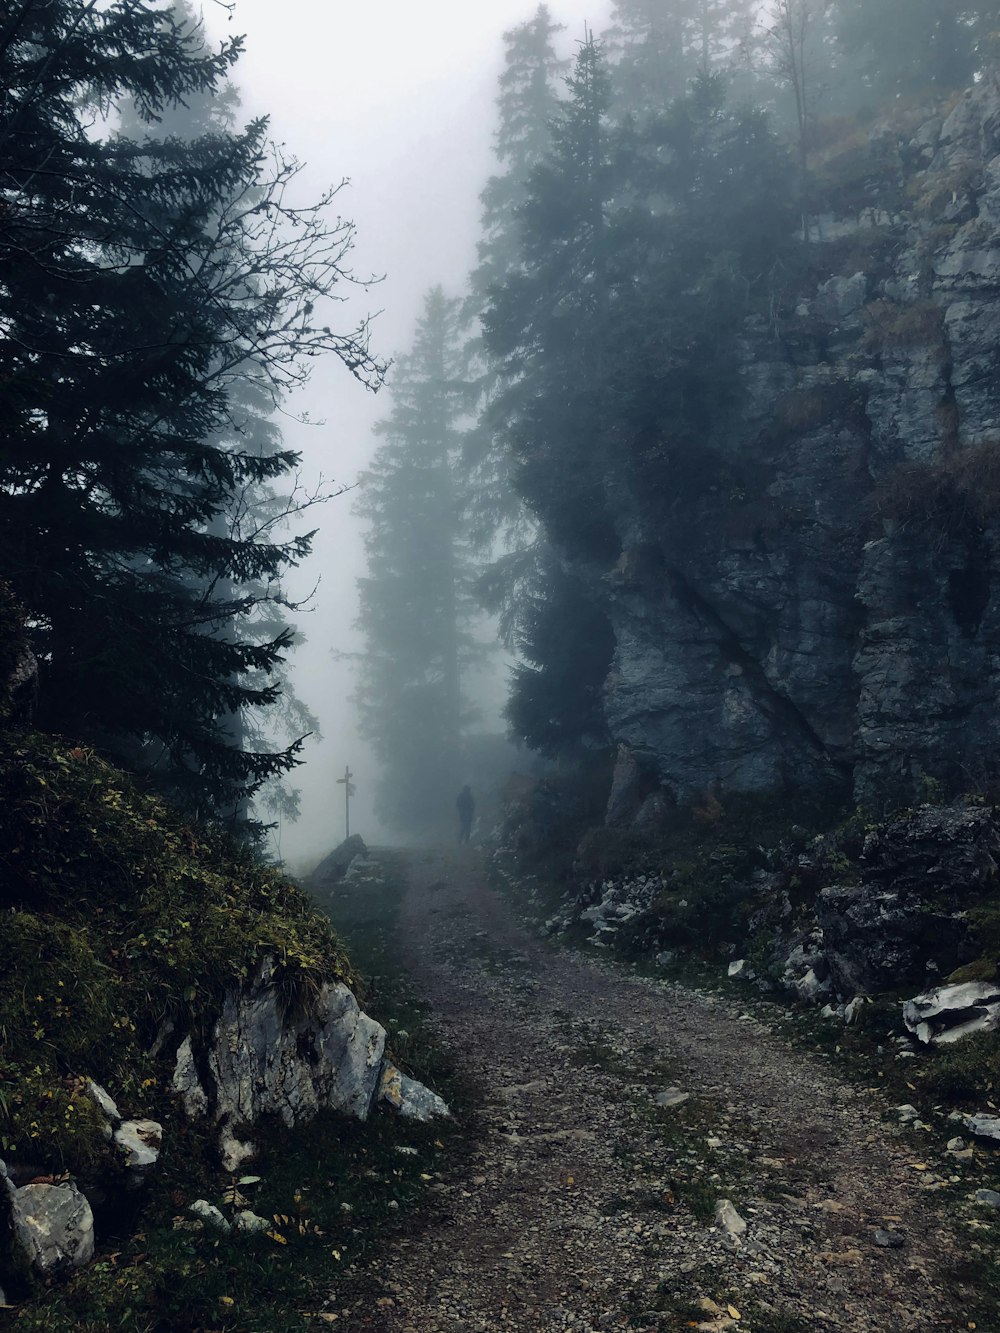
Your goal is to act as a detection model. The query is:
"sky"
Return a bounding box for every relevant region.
[201,0,613,868]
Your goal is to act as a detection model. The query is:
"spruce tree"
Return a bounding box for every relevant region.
[354,289,478,837]
[0,0,382,824]
[464,5,567,556]
[471,5,568,311]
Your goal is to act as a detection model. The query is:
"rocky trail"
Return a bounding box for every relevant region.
[346,848,982,1333]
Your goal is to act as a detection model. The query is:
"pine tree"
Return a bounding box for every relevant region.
[354,289,479,837]
[0,0,383,824]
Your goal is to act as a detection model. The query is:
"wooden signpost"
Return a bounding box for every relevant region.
[336,765,356,839]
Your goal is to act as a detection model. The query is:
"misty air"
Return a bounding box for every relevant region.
[4,2,1000,1329]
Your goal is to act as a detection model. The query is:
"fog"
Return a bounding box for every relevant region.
[199,1,612,867]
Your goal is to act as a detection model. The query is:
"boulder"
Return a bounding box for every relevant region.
[197,958,387,1130]
[309,835,368,887]
[171,956,449,1154]
[379,1063,450,1122]
[9,1182,95,1276]
[188,1200,230,1233]
[955,1112,1000,1142]
[713,1199,747,1238]
[113,1119,162,1170]
[902,980,1000,1045]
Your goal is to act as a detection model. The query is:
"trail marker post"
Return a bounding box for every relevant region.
[337,765,355,840]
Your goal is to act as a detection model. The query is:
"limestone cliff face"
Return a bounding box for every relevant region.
[590,75,1000,817]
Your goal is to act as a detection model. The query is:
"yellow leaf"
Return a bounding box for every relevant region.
[908,1163,929,1171]
[727,1306,741,1320]
[266,1230,287,1245]
[220,1296,235,1307]
[330,1249,341,1261]
[565,1174,575,1186]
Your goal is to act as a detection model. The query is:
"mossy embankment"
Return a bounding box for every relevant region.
[0,732,461,1330]
[0,730,353,1176]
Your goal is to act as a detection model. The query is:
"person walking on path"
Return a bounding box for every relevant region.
[456,785,475,845]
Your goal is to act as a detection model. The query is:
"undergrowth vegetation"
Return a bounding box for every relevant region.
[0,731,351,1173]
[0,734,462,1330]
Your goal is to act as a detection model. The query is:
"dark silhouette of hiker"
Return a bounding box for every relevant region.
[456,785,474,845]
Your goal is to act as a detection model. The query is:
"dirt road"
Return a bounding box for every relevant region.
[348,848,976,1332]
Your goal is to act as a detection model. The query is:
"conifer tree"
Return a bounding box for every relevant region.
[464,5,567,556]
[471,5,568,311]
[354,289,478,837]
[0,0,382,823]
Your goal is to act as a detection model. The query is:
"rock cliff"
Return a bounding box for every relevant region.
[585,74,1000,817]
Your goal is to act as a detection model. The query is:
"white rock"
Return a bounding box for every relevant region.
[10,1182,95,1275]
[793,967,829,1002]
[957,1112,1000,1142]
[189,1200,231,1233]
[655,1088,690,1109]
[902,981,1000,1045]
[85,1079,122,1125]
[714,1198,747,1237]
[233,1209,270,1233]
[114,1119,162,1169]
[219,1132,256,1174]
[843,995,868,1025]
[379,1062,450,1122]
[171,1035,209,1118]
[896,1104,920,1123]
[975,1188,1000,1208]
[208,965,387,1128]
[946,1137,967,1152]
[728,960,749,979]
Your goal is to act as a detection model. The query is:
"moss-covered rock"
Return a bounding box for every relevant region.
[0,730,352,1176]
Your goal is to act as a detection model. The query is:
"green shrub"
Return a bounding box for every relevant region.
[921,1030,1000,1102]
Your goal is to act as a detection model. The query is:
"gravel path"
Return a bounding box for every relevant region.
[347,848,975,1332]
